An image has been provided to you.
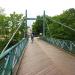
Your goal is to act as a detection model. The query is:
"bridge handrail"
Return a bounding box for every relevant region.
[41,37,75,53]
[0,38,25,60]
[0,38,28,75]
[42,16,75,53]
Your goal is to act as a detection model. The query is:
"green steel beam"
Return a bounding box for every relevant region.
[43,10,45,37]
[0,38,25,60]
[27,18,43,20]
[0,38,28,75]
[27,18,36,20]
[25,10,27,37]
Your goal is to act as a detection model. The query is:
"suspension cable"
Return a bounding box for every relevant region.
[50,18,75,32]
[1,19,24,54]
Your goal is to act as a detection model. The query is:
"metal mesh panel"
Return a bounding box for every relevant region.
[0,38,28,75]
[0,58,5,74]
[41,37,75,54]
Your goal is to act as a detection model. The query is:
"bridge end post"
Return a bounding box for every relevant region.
[24,9,27,38]
[43,10,45,37]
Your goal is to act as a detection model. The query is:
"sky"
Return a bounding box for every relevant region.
[0,0,75,26]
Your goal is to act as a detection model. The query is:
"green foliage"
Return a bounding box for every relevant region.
[8,12,24,41]
[32,8,75,40]
[0,8,25,52]
[0,40,8,51]
[32,16,43,36]
[46,8,75,40]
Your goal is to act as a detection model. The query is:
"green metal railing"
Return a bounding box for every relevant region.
[41,37,75,53]
[41,16,75,53]
[0,38,28,75]
[42,14,75,53]
[0,10,28,75]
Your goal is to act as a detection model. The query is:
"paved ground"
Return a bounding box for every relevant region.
[17,38,75,75]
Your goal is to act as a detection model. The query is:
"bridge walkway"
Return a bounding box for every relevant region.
[17,38,75,75]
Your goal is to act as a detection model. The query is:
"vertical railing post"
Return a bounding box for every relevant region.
[43,10,45,37]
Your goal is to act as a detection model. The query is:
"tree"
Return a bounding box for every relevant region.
[32,8,75,40]
[32,16,43,36]
[46,8,75,40]
[0,10,25,51]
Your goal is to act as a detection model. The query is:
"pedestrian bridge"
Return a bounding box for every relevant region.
[17,38,75,75]
[1,37,75,75]
[0,10,75,75]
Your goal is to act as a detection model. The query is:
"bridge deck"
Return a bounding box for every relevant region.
[17,38,75,75]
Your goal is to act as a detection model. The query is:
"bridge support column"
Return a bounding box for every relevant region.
[43,10,45,37]
[24,10,27,37]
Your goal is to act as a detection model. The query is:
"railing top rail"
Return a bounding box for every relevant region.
[0,38,25,60]
[26,18,43,20]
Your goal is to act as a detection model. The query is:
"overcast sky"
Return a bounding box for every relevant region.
[0,0,75,26]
